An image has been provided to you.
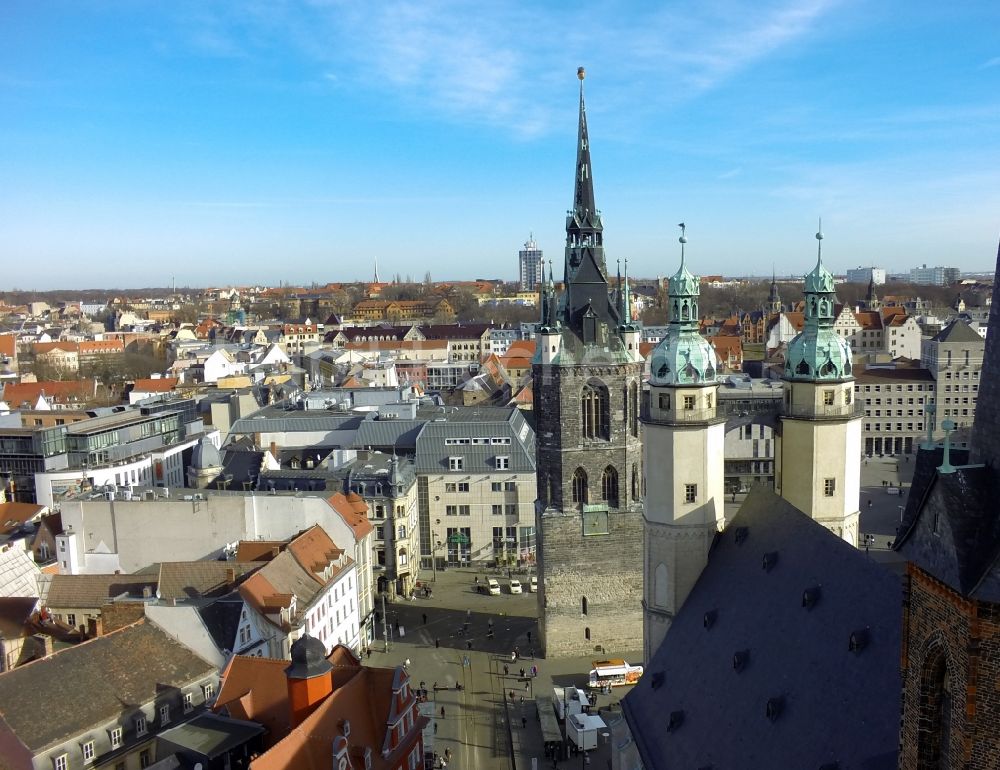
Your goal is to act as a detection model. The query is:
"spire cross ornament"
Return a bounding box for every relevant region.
[678,222,687,263]
[938,419,957,474]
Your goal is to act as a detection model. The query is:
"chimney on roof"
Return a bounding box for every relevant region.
[285,635,334,727]
[225,567,236,584]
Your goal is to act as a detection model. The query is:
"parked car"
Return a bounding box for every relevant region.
[487,578,501,595]
[509,579,523,594]
[529,576,538,592]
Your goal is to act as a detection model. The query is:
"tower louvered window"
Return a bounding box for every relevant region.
[582,383,610,440]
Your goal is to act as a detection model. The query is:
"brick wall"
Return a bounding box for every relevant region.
[898,564,1000,769]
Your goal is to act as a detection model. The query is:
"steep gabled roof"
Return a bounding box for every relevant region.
[623,486,902,770]
[894,447,1000,601]
[0,621,215,753]
[931,318,982,343]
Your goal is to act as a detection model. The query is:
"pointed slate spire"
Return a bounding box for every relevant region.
[573,67,596,220]
[622,258,633,324]
[560,67,617,339]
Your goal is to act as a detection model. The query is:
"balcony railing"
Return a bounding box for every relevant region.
[780,400,866,420]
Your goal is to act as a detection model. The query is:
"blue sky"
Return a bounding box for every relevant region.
[2,1,999,290]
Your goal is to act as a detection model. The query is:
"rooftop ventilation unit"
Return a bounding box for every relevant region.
[666,710,684,732]
[848,628,869,654]
[703,610,717,630]
[766,696,784,722]
[802,586,821,609]
[762,552,778,571]
[734,527,748,545]
[650,672,664,690]
[733,650,749,672]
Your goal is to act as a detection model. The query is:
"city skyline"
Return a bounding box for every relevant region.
[2,1,1000,289]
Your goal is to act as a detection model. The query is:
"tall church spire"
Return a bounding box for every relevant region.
[573,67,597,222]
[373,257,380,284]
[560,67,619,343]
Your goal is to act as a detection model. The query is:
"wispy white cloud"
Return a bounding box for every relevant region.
[981,56,1000,69]
[171,0,842,137]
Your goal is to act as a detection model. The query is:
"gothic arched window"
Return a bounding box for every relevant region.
[572,468,588,507]
[631,464,639,500]
[581,382,610,440]
[601,466,619,508]
[917,645,952,769]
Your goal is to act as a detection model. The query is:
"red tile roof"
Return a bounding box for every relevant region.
[327,492,374,538]
[131,377,178,392]
[0,334,15,359]
[2,380,98,407]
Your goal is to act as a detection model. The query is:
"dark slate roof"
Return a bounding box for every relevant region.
[413,408,535,473]
[0,621,215,752]
[622,486,902,770]
[893,445,1000,602]
[930,318,982,343]
[196,596,244,653]
[352,419,424,451]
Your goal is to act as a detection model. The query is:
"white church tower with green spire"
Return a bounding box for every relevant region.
[775,225,862,545]
[641,225,727,661]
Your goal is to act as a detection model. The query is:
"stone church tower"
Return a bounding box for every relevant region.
[641,227,726,661]
[533,68,644,658]
[775,228,861,545]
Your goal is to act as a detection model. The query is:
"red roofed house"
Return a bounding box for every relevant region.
[709,336,744,374]
[2,380,99,410]
[127,376,179,404]
[0,333,17,372]
[214,638,428,770]
[31,342,80,374]
[238,525,361,659]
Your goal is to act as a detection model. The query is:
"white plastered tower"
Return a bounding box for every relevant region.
[641,227,726,662]
[775,227,861,546]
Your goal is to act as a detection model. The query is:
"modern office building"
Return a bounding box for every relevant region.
[518,235,544,292]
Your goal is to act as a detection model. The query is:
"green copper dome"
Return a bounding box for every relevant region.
[649,328,718,386]
[785,227,853,382]
[650,227,717,386]
[668,258,700,299]
[804,257,836,295]
[785,327,852,381]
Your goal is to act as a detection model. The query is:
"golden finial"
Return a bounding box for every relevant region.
[578,67,586,81]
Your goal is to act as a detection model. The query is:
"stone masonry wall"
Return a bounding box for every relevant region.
[537,505,644,658]
[898,565,1000,770]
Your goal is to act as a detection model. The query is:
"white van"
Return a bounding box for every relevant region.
[529,576,538,592]
[487,578,501,595]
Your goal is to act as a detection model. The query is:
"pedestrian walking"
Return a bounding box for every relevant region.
[475,575,480,585]
[531,665,537,677]
[423,613,428,625]
[520,695,524,704]
[366,647,372,660]
[520,667,525,678]
[440,706,446,718]
[504,663,509,675]
[404,658,410,669]
[433,723,437,734]
[466,640,473,650]
[395,619,400,633]
[445,750,451,762]
[868,499,873,509]
[522,716,527,728]
[435,638,440,649]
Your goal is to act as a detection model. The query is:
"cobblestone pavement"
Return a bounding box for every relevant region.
[365,566,641,770]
